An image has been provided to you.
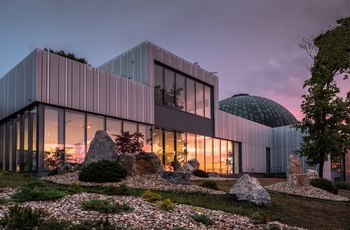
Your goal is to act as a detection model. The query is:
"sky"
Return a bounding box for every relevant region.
[1,0,350,120]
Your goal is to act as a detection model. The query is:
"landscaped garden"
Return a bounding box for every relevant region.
[0,170,349,230]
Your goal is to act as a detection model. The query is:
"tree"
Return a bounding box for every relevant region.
[295,17,350,178]
[114,131,144,154]
[44,48,88,64]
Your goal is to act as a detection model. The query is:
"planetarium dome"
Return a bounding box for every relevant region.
[219,93,298,128]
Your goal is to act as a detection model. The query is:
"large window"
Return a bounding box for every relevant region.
[106,118,122,140]
[65,111,85,164]
[44,108,61,170]
[186,133,196,161]
[205,137,213,172]
[197,135,205,170]
[154,63,212,118]
[87,115,104,152]
[139,124,152,152]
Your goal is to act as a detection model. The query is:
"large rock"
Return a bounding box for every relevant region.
[118,152,162,176]
[286,155,303,177]
[287,174,310,187]
[160,171,191,185]
[306,169,319,181]
[83,130,118,167]
[229,174,271,206]
[187,158,200,170]
[180,162,195,174]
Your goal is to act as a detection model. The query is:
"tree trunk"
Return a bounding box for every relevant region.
[318,160,324,178]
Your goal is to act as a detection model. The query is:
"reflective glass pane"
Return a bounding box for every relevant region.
[205,137,213,172]
[176,132,186,169]
[31,108,37,171]
[233,142,240,174]
[139,124,152,152]
[213,138,221,173]
[186,79,195,114]
[196,135,205,170]
[228,141,234,174]
[153,127,164,167]
[44,108,59,170]
[175,73,186,110]
[196,82,204,116]
[23,113,29,171]
[165,130,175,171]
[0,125,3,169]
[15,118,20,172]
[186,133,196,161]
[87,114,104,152]
[164,69,175,107]
[7,122,13,171]
[220,140,228,174]
[65,111,85,164]
[123,121,137,134]
[106,118,122,141]
[204,86,211,119]
[154,64,163,105]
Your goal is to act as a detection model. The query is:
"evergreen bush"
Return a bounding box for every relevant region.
[142,189,163,203]
[190,213,213,226]
[310,178,339,194]
[336,182,350,191]
[192,169,209,178]
[159,198,175,211]
[200,180,219,190]
[78,160,127,183]
[81,199,132,213]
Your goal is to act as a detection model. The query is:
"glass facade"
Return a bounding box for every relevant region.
[0,104,240,174]
[154,63,212,118]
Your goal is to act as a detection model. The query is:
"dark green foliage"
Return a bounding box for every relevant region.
[192,169,209,178]
[39,218,115,230]
[142,189,163,203]
[44,48,88,64]
[0,199,8,205]
[159,198,175,211]
[79,160,127,183]
[11,187,67,202]
[200,180,219,190]
[48,167,58,176]
[81,199,132,213]
[0,204,48,229]
[295,17,350,177]
[114,131,145,154]
[113,184,136,196]
[190,213,213,226]
[336,182,350,190]
[310,178,339,194]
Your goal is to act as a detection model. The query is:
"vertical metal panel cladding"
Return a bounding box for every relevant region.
[98,42,148,85]
[34,49,154,125]
[0,49,36,120]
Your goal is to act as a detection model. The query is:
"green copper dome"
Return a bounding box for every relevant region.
[219,94,298,128]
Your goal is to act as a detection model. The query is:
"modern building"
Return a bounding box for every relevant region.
[0,41,348,181]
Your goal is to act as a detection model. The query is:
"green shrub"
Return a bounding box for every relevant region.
[336,182,350,191]
[310,178,339,195]
[142,189,163,203]
[200,180,219,190]
[190,213,213,226]
[113,184,136,196]
[22,180,48,190]
[79,160,127,183]
[0,204,48,229]
[11,187,67,202]
[159,198,175,211]
[39,218,115,230]
[81,199,132,213]
[48,167,58,176]
[192,169,209,178]
[68,183,83,193]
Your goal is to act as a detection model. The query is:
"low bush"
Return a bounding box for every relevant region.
[142,189,163,203]
[113,184,136,196]
[79,160,127,183]
[190,213,213,226]
[200,180,219,190]
[81,199,132,213]
[310,178,339,195]
[192,169,209,178]
[336,182,350,191]
[48,167,58,176]
[159,198,175,211]
[11,187,67,202]
[39,218,115,230]
[0,204,48,229]
[68,183,83,193]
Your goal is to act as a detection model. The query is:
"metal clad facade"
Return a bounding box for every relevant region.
[35,49,154,124]
[0,50,36,120]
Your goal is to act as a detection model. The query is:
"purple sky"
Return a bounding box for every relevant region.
[1,0,350,120]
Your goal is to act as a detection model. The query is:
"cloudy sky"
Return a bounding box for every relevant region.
[1,0,350,120]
